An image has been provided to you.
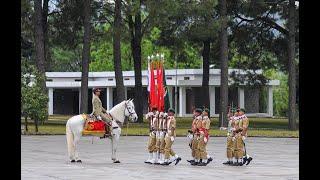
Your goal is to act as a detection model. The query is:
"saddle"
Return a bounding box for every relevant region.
[82,114,111,137]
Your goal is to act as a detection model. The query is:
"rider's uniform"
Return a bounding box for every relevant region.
[92,94,111,123]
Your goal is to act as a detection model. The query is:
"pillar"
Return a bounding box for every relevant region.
[209,86,215,116]
[179,86,186,117]
[167,86,173,108]
[107,87,113,110]
[124,87,128,100]
[267,86,273,116]
[48,88,53,115]
[78,89,81,113]
[238,87,245,108]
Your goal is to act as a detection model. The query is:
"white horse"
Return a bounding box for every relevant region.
[66,99,138,163]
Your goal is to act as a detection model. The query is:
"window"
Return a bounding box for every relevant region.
[184,77,190,80]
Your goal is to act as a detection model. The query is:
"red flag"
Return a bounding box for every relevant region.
[149,61,156,110]
[158,62,164,111]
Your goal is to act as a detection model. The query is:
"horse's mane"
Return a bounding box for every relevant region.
[109,101,126,123]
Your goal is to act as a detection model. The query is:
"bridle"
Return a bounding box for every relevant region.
[125,101,135,120]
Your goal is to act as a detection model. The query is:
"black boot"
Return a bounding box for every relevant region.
[70,160,76,163]
[76,160,82,163]
[231,161,239,166]
[222,161,231,165]
[206,157,213,165]
[175,157,182,165]
[191,161,199,166]
[246,157,253,165]
[243,157,248,165]
[187,159,195,164]
[197,161,207,166]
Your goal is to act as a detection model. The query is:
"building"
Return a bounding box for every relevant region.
[46,69,279,117]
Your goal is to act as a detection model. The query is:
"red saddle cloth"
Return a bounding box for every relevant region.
[85,120,106,131]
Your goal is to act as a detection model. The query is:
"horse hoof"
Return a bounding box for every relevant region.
[70,160,76,163]
[113,160,120,163]
[76,160,82,163]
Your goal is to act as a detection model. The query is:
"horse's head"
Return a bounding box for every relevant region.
[124,99,138,122]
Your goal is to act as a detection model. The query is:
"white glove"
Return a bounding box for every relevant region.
[159,131,164,137]
[170,136,174,142]
[187,133,193,140]
[232,137,236,141]
[242,136,246,141]
[164,113,168,117]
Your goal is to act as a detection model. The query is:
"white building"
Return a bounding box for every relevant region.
[46,69,279,117]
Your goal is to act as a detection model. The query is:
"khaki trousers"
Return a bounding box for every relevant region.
[234,135,244,159]
[147,133,157,153]
[164,136,175,159]
[192,134,199,159]
[197,134,207,159]
[226,136,234,159]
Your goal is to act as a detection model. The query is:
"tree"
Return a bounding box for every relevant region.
[113,0,126,104]
[33,0,46,92]
[288,0,296,130]
[80,0,92,114]
[21,61,48,133]
[127,0,144,122]
[219,0,229,127]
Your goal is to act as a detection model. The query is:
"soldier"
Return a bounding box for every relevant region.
[235,108,253,166]
[158,112,167,165]
[223,108,235,165]
[144,107,158,164]
[163,108,181,165]
[197,108,213,166]
[189,108,203,165]
[92,88,112,123]
[154,112,164,164]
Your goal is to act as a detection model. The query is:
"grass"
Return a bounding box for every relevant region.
[21,116,299,137]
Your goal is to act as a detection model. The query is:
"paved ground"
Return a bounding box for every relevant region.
[21,136,299,180]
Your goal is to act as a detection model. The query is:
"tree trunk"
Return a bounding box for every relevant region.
[33,0,46,91]
[35,119,38,133]
[202,39,210,109]
[131,0,143,123]
[80,0,91,114]
[24,116,28,132]
[219,0,228,127]
[288,0,296,130]
[113,0,125,104]
[42,0,51,71]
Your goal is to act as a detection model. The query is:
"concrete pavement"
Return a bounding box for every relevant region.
[21,136,299,180]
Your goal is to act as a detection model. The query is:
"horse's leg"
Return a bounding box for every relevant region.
[73,132,82,162]
[66,123,75,161]
[110,134,114,161]
[111,128,121,163]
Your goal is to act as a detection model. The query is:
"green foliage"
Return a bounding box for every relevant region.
[264,69,288,116]
[21,60,49,129]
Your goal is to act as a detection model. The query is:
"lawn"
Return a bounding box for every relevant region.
[21,115,299,137]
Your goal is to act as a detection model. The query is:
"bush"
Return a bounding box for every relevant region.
[21,61,48,132]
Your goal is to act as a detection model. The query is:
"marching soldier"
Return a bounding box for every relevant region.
[234,108,253,166]
[144,107,158,164]
[223,107,237,165]
[162,108,181,165]
[197,108,213,166]
[188,108,203,165]
[158,112,167,164]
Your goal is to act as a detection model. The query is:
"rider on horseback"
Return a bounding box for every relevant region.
[92,88,112,123]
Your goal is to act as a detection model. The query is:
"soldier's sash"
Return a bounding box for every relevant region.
[198,128,209,143]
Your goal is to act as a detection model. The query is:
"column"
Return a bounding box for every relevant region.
[78,89,81,113]
[267,86,273,116]
[238,87,245,108]
[179,86,186,117]
[167,86,173,108]
[209,86,215,116]
[107,87,113,110]
[48,88,53,115]
[124,87,128,100]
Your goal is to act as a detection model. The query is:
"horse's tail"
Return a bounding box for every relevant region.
[66,121,74,159]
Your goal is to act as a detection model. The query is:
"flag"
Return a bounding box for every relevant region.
[162,62,170,112]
